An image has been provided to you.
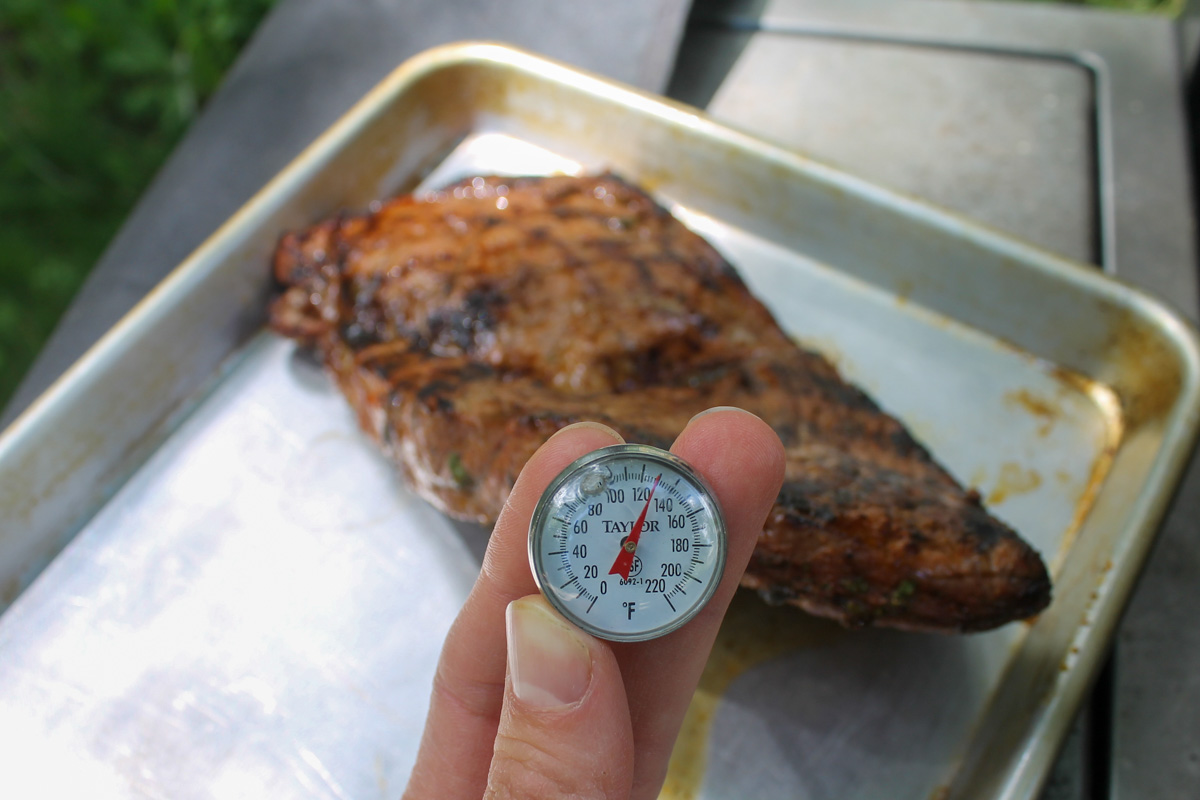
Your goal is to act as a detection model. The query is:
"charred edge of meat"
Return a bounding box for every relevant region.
[763,480,1052,632]
[746,546,1049,633]
[423,284,505,355]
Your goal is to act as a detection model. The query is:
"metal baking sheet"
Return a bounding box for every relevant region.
[1,43,1197,799]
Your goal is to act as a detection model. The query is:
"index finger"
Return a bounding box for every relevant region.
[404,421,626,800]
[616,407,785,799]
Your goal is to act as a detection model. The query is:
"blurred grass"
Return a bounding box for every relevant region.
[0,0,278,410]
[0,0,1187,411]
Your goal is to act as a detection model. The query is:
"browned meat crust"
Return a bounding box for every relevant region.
[269,172,1051,633]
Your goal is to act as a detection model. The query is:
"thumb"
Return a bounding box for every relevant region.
[486,595,635,799]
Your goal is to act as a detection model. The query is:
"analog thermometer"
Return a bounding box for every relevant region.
[528,444,727,642]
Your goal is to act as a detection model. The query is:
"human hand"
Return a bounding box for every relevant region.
[403,408,786,799]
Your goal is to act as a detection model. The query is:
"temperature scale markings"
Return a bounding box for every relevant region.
[531,452,727,641]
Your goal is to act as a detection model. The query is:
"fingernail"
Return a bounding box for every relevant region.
[687,406,759,426]
[550,421,625,443]
[506,597,593,708]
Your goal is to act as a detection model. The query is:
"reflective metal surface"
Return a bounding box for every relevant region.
[673,25,1097,263]
[0,44,1197,799]
[0,333,478,797]
[670,5,1200,796]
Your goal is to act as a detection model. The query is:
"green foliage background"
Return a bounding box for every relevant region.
[0,0,1185,410]
[0,0,278,409]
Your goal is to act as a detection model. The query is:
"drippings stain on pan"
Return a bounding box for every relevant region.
[1102,307,1184,430]
[1007,388,1057,420]
[1004,387,1061,437]
[1049,373,1123,575]
[987,462,1043,506]
[659,590,846,799]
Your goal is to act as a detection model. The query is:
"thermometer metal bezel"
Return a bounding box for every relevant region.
[528,443,728,642]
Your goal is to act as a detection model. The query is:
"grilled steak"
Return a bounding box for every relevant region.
[269,173,1051,633]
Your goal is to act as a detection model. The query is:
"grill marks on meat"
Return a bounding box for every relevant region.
[269,173,1051,633]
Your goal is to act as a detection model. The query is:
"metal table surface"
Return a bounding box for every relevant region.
[670,3,1200,798]
[4,0,1197,797]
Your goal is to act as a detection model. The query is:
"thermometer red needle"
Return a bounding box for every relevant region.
[609,474,661,580]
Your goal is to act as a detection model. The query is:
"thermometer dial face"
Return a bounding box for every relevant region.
[528,444,727,642]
